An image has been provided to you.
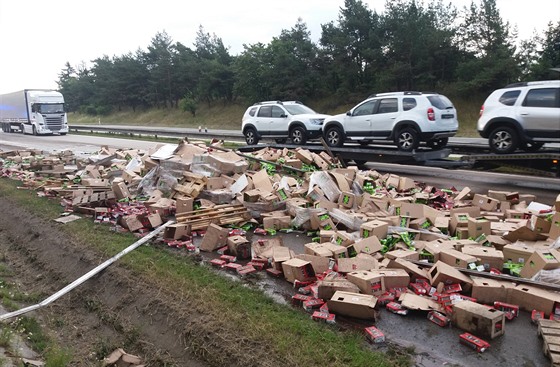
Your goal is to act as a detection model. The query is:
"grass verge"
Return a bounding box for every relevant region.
[0,178,411,367]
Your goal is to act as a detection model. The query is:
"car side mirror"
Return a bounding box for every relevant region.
[280,114,288,118]
[346,111,352,116]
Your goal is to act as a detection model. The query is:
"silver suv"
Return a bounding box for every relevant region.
[478,80,560,154]
[322,92,458,151]
[241,101,329,145]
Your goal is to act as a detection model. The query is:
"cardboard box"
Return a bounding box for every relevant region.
[296,254,330,274]
[147,213,162,228]
[508,284,560,316]
[387,258,430,281]
[271,246,292,271]
[399,293,441,312]
[199,223,229,252]
[336,255,378,273]
[304,243,334,258]
[360,220,388,239]
[472,194,500,212]
[385,249,419,262]
[467,217,491,238]
[263,216,291,230]
[439,248,478,269]
[550,212,560,240]
[422,240,455,262]
[462,245,504,271]
[347,269,410,295]
[322,243,348,259]
[327,291,377,320]
[470,276,515,304]
[452,300,505,339]
[348,236,382,256]
[227,235,251,259]
[519,249,560,279]
[428,261,473,290]
[317,279,360,300]
[120,215,143,232]
[281,258,316,283]
[112,180,131,200]
[338,191,355,208]
[163,223,190,240]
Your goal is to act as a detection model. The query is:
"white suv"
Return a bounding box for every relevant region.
[322,92,458,151]
[241,101,329,145]
[478,80,560,154]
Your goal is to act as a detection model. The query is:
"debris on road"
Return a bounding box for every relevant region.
[1,139,560,363]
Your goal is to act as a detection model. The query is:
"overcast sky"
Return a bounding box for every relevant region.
[0,0,558,94]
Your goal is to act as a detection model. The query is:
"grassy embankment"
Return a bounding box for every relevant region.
[69,97,483,138]
[0,178,411,367]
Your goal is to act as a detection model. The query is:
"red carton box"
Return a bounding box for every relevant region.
[220,255,237,263]
[223,263,242,272]
[210,259,226,267]
[427,311,450,327]
[266,268,283,278]
[311,311,336,324]
[292,294,312,306]
[442,283,462,294]
[237,265,257,276]
[531,310,545,324]
[377,293,395,306]
[303,299,325,312]
[365,326,386,343]
[459,332,490,353]
[386,302,408,315]
[493,301,519,320]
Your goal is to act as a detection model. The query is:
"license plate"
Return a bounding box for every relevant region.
[442,114,454,119]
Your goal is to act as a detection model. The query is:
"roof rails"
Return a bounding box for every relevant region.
[253,100,283,106]
[367,91,423,98]
[505,80,560,88]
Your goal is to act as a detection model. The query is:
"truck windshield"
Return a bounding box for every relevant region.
[38,104,65,114]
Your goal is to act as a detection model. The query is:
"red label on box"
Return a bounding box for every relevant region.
[364,326,385,343]
[386,302,408,315]
[311,311,336,324]
[427,311,450,327]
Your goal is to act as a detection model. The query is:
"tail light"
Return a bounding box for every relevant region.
[427,107,435,121]
[479,105,484,117]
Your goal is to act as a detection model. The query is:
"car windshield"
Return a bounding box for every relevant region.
[38,103,65,113]
[284,104,316,115]
[427,95,454,110]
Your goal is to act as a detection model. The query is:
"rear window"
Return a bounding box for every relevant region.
[248,107,258,117]
[498,90,521,106]
[427,95,454,110]
[523,88,559,108]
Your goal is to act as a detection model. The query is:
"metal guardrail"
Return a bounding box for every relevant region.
[69,125,244,141]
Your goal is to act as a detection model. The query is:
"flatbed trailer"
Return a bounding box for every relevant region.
[460,152,560,177]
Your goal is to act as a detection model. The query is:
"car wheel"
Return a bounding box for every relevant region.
[325,126,344,147]
[522,141,544,153]
[244,127,259,145]
[275,138,287,144]
[396,128,419,152]
[290,127,307,145]
[489,126,518,154]
[426,138,448,150]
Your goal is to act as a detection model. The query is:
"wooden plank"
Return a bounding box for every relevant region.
[544,337,560,346]
[541,320,560,328]
[543,328,560,337]
[548,344,560,354]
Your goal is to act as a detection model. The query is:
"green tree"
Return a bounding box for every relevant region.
[455,0,520,94]
[528,21,560,80]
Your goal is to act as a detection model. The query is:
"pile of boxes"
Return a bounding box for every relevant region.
[2,141,560,357]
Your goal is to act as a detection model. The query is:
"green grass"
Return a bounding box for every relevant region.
[69,97,483,138]
[0,177,410,367]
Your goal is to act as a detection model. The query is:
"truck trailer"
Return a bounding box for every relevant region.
[0,89,69,135]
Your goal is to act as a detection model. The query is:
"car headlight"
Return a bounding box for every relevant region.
[309,119,324,125]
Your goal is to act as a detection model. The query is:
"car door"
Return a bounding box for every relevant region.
[345,100,377,137]
[369,98,399,138]
[268,105,289,135]
[518,87,560,138]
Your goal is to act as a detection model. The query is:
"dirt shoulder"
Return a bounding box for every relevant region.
[0,193,210,366]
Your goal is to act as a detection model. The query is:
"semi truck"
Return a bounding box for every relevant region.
[0,89,69,135]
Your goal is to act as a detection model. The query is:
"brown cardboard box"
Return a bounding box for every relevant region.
[503,225,548,242]
[317,279,360,300]
[450,213,470,236]
[470,276,515,304]
[439,248,478,269]
[502,243,537,264]
[338,191,355,208]
[175,197,193,214]
[508,284,560,316]
[227,235,251,259]
[467,217,491,238]
[452,300,505,339]
[384,249,419,262]
[347,269,410,295]
[262,216,291,230]
[472,194,500,211]
[322,243,348,259]
[462,245,504,271]
[549,212,560,240]
[120,215,143,232]
[531,215,551,234]
[422,240,455,262]
[398,202,425,218]
[304,243,333,258]
[281,258,316,283]
[488,190,519,202]
[327,291,377,320]
[112,180,131,200]
[163,223,190,240]
[428,261,473,289]
[348,236,382,256]
[519,249,560,278]
[360,220,388,239]
[399,293,441,311]
[388,258,430,281]
[332,231,355,247]
[271,246,292,271]
[147,213,163,228]
[199,223,229,252]
[296,254,330,274]
[336,255,378,273]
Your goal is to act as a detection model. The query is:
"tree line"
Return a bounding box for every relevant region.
[57,0,560,116]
